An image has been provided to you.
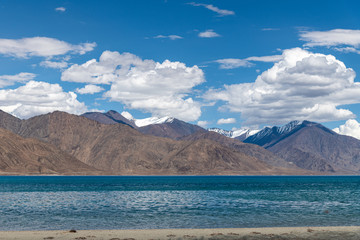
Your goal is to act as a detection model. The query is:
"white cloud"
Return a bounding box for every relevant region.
[188,2,235,16]
[245,55,283,62]
[215,55,283,69]
[0,81,87,119]
[333,47,360,54]
[217,118,236,124]
[204,48,360,125]
[215,59,252,69]
[40,60,69,69]
[300,29,360,47]
[0,72,36,88]
[62,51,205,121]
[197,120,208,128]
[55,7,66,12]
[76,84,104,95]
[0,37,96,58]
[198,29,220,38]
[333,119,360,140]
[154,35,183,40]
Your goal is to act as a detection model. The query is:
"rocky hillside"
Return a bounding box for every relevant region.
[82,110,205,139]
[245,121,360,173]
[0,127,101,175]
[0,111,306,175]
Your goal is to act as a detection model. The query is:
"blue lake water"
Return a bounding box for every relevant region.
[0,176,360,230]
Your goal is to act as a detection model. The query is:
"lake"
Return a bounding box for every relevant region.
[0,176,359,230]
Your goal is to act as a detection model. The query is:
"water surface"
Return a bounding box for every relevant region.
[0,176,359,230]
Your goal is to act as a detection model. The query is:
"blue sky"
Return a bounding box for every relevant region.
[2,0,360,135]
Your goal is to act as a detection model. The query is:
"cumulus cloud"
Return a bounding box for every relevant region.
[154,35,183,40]
[76,84,104,95]
[0,72,36,88]
[300,29,360,54]
[188,2,235,16]
[55,7,66,12]
[0,37,96,58]
[197,120,208,128]
[0,81,87,119]
[215,55,283,69]
[198,29,220,38]
[333,119,360,140]
[62,51,205,121]
[217,118,236,124]
[204,48,360,125]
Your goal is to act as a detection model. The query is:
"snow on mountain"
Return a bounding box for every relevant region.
[120,111,174,127]
[135,116,174,127]
[208,128,233,137]
[121,111,135,121]
[245,120,304,144]
[208,121,302,141]
[232,129,260,138]
[278,120,303,134]
[208,127,259,140]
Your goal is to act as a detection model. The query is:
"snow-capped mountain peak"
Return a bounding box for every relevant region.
[208,127,260,139]
[120,112,174,127]
[121,111,135,121]
[135,116,174,127]
[244,120,305,144]
[208,128,233,137]
[277,120,303,134]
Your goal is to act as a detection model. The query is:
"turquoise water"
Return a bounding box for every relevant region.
[0,176,360,230]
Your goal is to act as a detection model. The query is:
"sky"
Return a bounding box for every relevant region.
[2,0,360,138]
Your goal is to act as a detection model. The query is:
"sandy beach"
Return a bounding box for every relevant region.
[1,226,360,240]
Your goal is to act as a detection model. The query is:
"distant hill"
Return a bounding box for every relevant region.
[0,127,102,175]
[82,110,136,128]
[82,110,206,139]
[1,109,358,175]
[181,131,297,169]
[245,120,360,173]
[138,118,205,139]
[0,110,306,175]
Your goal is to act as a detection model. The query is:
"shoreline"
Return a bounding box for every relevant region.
[1,226,360,240]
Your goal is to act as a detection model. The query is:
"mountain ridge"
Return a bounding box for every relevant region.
[245,120,360,173]
[0,110,304,175]
[1,109,360,175]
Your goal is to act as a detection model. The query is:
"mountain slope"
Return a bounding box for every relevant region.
[138,118,205,139]
[0,127,101,175]
[244,121,303,147]
[2,111,303,175]
[208,128,259,141]
[0,110,23,133]
[81,110,136,128]
[181,131,297,169]
[246,121,360,173]
[82,110,205,139]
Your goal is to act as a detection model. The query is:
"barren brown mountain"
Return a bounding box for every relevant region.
[0,110,307,175]
[0,128,101,175]
[245,121,360,173]
[82,110,206,139]
[82,110,136,128]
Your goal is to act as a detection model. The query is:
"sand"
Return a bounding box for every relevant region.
[1,226,360,240]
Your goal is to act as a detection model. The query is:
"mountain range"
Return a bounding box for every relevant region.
[82,111,205,139]
[244,120,360,173]
[0,109,359,175]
